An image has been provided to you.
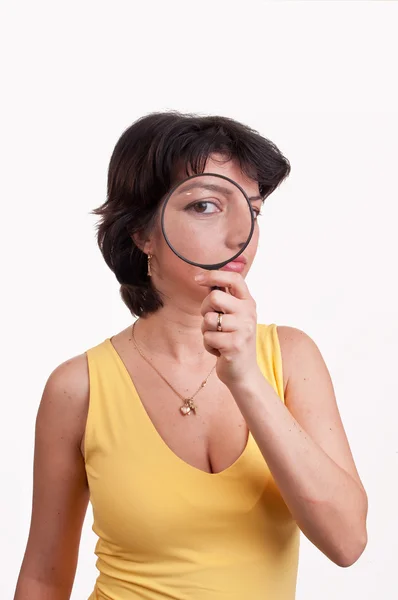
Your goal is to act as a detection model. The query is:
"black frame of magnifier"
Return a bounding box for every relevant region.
[160,173,255,270]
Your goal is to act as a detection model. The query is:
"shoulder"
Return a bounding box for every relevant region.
[44,352,89,403]
[276,325,316,359]
[274,325,324,395]
[257,323,313,357]
[37,353,90,449]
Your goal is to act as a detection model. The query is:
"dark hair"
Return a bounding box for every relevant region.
[92,111,291,318]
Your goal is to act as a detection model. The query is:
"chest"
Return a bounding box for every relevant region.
[123,352,250,474]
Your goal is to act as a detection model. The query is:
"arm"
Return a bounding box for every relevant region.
[229,326,368,567]
[196,270,368,568]
[14,354,90,600]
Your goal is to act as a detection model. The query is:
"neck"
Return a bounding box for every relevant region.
[132,305,212,367]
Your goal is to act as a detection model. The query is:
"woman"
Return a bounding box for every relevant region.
[14,112,368,600]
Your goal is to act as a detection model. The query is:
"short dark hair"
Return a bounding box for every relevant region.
[92,111,291,318]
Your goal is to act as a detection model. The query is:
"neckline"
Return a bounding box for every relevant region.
[105,337,253,479]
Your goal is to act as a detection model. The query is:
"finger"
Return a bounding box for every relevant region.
[195,270,250,300]
[203,331,237,353]
[201,312,238,334]
[203,342,221,358]
[200,289,240,317]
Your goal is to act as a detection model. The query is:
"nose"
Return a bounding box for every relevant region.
[224,206,252,252]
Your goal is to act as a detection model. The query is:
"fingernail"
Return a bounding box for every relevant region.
[195,273,205,282]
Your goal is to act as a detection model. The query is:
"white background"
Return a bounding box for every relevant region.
[1,1,397,599]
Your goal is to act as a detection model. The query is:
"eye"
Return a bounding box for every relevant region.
[252,207,262,220]
[186,201,220,215]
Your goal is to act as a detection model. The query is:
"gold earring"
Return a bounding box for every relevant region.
[147,253,152,277]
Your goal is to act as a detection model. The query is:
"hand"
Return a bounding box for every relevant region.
[195,270,259,387]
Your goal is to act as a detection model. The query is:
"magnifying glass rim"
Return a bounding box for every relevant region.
[160,172,255,270]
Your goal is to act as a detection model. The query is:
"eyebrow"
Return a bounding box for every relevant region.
[177,182,263,203]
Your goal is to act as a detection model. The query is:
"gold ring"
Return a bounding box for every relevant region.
[217,313,223,332]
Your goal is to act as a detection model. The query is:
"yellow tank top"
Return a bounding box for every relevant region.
[84,323,300,599]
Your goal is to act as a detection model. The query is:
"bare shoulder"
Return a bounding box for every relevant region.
[38,352,90,452]
[275,325,319,393]
[276,325,315,356]
[276,324,333,405]
[44,352,89,397]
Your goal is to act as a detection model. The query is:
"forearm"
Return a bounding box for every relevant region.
[229,368,367,567]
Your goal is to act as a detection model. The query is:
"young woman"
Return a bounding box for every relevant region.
[14,112,368,600]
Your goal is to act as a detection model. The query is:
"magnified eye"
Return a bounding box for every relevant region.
[252,208,262,220]
[186,201,220,215]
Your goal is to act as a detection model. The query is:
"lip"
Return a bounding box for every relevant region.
[220,255,247,273]
[231,255,247,265]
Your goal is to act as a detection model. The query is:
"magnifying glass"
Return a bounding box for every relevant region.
[160,173,255,274]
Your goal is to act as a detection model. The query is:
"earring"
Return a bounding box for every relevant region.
[147,253,152,277]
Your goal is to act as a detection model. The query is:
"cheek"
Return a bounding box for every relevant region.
[152,225,209,295]
[156,238,204,283]
[246,226,260,262]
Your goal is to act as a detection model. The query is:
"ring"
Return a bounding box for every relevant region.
[217,312,223,332]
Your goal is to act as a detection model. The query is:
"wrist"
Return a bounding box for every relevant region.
[226,364,264,396]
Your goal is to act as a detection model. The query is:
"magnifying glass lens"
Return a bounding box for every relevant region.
[161,174,254,269]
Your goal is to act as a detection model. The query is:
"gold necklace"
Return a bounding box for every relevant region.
[131,320,216,416]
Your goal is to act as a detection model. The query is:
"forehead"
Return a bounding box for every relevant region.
[179,154,261,198]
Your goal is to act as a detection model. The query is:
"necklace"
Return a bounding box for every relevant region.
[131,320,216,416]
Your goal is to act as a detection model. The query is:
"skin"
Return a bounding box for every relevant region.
[14,157,368,599]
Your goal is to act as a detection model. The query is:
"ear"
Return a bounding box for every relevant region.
[131,230,153,255]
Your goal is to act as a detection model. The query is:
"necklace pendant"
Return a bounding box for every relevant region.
[180,399,197,416]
